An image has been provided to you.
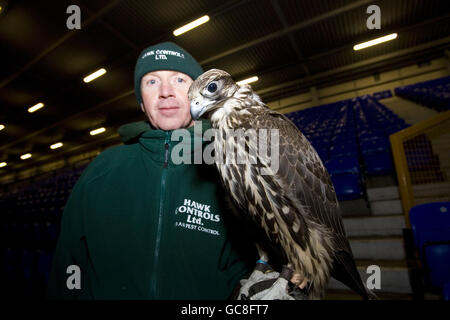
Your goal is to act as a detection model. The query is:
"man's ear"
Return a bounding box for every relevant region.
[140,103,146,114]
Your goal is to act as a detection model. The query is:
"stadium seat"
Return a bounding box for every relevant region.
[360,137,390,155]
[329,143,359,158]
[325,156,360,175]
[315,148,329,162]
[4,248,19,276]
[358,129,384,142]
[37,250,54,285]
[409,202,450,292]
[444,282,450,300]
[423,244,450,289]
[19,249,36,297]
[409,202,450,254]
[395,76,450,112]
[330,173,362,201]
[363,151,394,176]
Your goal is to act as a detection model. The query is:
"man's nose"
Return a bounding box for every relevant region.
[159,81,175,98]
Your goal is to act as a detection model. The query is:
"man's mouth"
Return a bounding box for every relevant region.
[159,106,179,116]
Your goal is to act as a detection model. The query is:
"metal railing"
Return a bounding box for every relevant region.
[390,111,450,227]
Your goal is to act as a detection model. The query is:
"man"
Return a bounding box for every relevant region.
[47,42,256,299]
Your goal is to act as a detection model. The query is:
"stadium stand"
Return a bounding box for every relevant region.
[0,163,88,298]
[373,90,393,100]
[395,76,450,112]
[285,94,410,201]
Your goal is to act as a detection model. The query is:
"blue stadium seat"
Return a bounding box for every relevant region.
[360,137,390,155]
[395,76,450,112]
[315,147,329,162]
[4,248,19,276]
[33,223,45,247]
[20,249,36,297]
[44,222,59,248]
[424,244,450,289]
[363,151,394,176]
[37,251,54,285]
[358,129,385,142]
[409,202,450,292]
[330,173,362,201]
[444,282,450,300]
[325,156,360,175]
[409,202,450,254]
[329,143,359,158]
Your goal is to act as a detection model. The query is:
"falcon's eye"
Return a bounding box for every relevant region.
[207,82,218,93]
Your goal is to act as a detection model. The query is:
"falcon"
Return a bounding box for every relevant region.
[189,69,374,300]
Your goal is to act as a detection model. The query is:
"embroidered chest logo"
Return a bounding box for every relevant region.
[174,199,221,236]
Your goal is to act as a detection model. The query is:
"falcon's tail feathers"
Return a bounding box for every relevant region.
[331,250,378,300]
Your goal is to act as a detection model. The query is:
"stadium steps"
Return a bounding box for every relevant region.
[365,176,403,216]
[368,189,403,215]
[339,199,371,217]
[326,259,413,296]
[326,211,413,296]
[343,214,406,237]
[413,181,450,204]
[327,176,415,298]
[380,96,438,125]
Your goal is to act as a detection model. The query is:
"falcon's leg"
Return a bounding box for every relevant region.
[237,243,277,300]
[250,265,308,300]
[238,243,310,300]
[255,242,269,262]
[286,263,309,289]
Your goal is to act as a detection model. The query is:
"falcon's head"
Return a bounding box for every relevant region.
[189,69,239,121]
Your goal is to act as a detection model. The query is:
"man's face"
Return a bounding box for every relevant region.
[140,70,194,131]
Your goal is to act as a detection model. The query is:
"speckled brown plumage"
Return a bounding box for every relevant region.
[189,69,372,299]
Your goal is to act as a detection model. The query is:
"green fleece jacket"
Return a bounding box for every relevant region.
[47,120,256,300]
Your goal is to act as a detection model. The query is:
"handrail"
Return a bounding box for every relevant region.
[390,111,450,228]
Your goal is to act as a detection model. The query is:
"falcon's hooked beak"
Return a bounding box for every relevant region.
[190,96,206,121]
[190,96,221,121]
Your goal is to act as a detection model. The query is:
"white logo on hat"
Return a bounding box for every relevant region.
[141,49,185,60]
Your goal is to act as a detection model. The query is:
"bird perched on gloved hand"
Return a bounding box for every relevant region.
[189,69,376,300]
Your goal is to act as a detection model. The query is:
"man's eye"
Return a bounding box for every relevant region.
[177,77,185,83]
[147,79,156,85]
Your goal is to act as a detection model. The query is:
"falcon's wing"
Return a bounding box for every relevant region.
[241,108,351,254]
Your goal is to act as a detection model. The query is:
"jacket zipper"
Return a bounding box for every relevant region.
[150,132,170,298]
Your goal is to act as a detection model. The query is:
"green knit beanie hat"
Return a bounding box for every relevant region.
[134,41,204,104]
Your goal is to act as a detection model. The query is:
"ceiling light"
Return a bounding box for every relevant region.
[20,153,32,160]
[28,102,44,113]
[0,124,4,131]
[173,15,210,36]
[50,142,63,150]
[353,33,398,51]
[90,127,106,136]
[237,76,259,86]
[83,68,106,83]
[0,162,6,168]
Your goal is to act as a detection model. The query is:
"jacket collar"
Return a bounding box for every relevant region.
[118,120,212,166]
